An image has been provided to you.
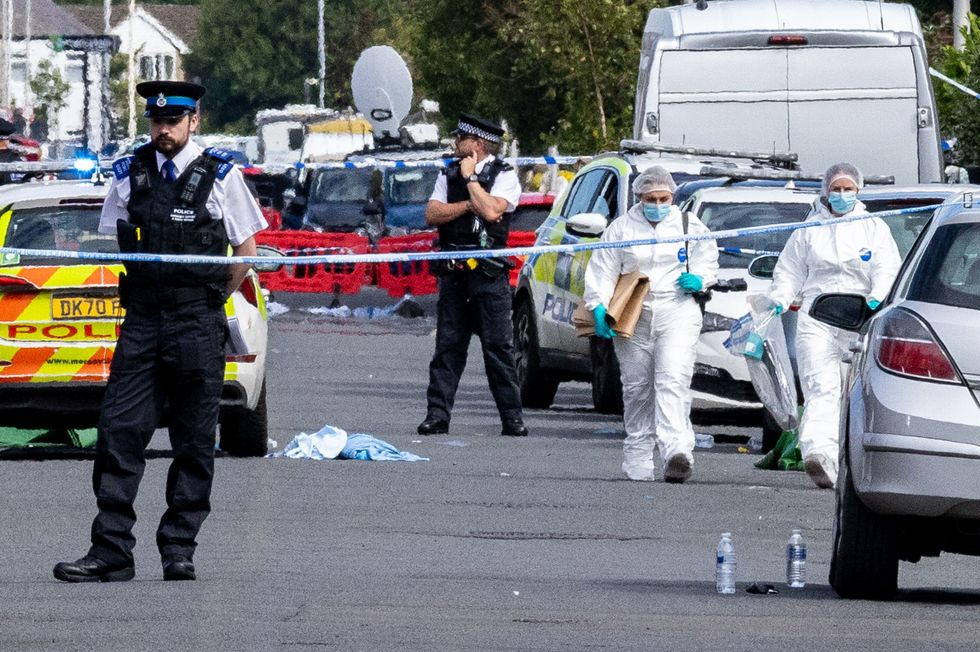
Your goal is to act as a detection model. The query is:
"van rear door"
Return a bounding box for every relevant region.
[657,49,789,152]
[786,46,919,183]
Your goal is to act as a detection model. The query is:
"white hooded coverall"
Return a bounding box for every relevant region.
[769,200,901,468]
[584,204,719,479]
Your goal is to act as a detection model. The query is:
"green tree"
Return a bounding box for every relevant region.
[932,13,980,165]
[184,0,393,133]
[405,0,663,154]
[30,59,71,138]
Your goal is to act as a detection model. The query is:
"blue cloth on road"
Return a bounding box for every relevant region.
[268,425,429,462]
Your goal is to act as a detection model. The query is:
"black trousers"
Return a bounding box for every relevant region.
[425,270,523,424]
[89,299,227,565]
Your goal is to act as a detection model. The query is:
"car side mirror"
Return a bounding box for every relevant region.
[253,244,286,273]
[747,254,779,280]
[809,293,872,331]
[566,212,607,237]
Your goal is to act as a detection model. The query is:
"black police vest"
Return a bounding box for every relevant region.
[439,158,513,249]
[122,144,230,292]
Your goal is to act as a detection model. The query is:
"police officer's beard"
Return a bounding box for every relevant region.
[154,134,186,155]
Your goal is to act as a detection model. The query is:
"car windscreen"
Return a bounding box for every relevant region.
[697,201,810,268]
[384,168,440,206]
[3,204,117,266]
[907,222,980,311]
[509,205,552,232]
[310,168,376,204]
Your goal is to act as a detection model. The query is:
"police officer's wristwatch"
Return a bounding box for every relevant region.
[466,174,479,184]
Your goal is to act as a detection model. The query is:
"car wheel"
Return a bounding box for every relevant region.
[513,299,559,408]
[761,409,783,453]
[219,381,269,457]
[829,434,899,599]
[590,336,623,415]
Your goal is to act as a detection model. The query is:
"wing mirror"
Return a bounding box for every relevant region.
[747,254,779,280]
[566,212,607,237]
[253,244,286,273]
[809,293,873,331]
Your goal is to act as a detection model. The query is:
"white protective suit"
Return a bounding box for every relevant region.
[769,199,901,477]
[584,204,719,480]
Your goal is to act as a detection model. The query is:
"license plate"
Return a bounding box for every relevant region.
[51,295,123,320]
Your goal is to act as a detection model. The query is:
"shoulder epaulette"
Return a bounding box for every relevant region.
[493,158,514,172]
[112,155,135,180]
[203,147,235,180]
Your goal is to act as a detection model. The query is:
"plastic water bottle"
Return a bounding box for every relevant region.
[716,532,736,594]
[786,528,806,588]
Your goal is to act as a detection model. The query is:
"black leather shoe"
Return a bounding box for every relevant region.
[417,418,449,435]
[53,555,134,583]
[501,420,529,437]
[162,556,196,581]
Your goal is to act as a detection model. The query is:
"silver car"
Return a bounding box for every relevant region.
[809,191,980,599]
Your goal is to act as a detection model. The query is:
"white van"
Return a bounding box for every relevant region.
[633,0,942,184]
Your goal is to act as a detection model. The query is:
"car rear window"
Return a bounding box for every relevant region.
[697,201,810,268]
[907,223,980,310]
[859,198,940,258]
[4,205,117,265]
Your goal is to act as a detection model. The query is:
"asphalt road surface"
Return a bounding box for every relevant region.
[3,289,980,651]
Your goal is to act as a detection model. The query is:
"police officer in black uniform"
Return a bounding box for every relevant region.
[417,114,528,438]
[54,81,267,582]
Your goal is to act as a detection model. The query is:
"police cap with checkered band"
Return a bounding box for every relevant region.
[451,113,504,144]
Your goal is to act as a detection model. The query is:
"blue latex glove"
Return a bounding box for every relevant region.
[592,305,616,339]
[677,272,703,293]
[770,302,784,315]
[867,298,881,310]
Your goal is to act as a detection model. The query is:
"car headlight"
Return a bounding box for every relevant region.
[701,311,738,333]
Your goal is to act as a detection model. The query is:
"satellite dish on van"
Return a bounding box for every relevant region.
[352,46,413,140]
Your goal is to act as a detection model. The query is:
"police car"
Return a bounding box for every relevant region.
[0,177,274,456]
[512,145,805,418]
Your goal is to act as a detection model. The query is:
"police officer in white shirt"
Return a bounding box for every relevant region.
[55,80,267,583]
[417,113,528,437]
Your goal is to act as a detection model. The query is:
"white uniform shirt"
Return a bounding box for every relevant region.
[99,142,267,246]
[769,200,902,313]
[584,204,719,310]
[428,155,522,212]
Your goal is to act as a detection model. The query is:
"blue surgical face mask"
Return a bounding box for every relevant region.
[828,190,858,215]
[643,203,671,222]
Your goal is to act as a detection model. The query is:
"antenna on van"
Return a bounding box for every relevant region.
[878,0,885,30]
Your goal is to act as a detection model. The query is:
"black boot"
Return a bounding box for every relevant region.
[53,555,135,583]
[417,418,449,435]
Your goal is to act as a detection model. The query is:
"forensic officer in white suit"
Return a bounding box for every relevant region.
[768,162,901,489]
[584,166,719,483]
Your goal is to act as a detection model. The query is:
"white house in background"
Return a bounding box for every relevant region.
[70,4,200,82]
[4,0,117,152]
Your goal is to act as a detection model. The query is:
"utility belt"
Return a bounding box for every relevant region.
[433,244,515,278]
[119,272,226,310]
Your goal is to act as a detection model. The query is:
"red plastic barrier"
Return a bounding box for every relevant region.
[374,231,439,297]
[506,231,538,287]
[255,230,371,294]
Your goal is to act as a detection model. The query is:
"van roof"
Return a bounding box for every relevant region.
[645,0,920,39]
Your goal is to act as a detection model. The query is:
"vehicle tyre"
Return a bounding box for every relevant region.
[513,299,559,408]
[219,381,269,457]
[829,434,899,599]
[761,409,783,454]
[590,336,623,415]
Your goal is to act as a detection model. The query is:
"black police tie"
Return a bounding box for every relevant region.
[161,160,178,184]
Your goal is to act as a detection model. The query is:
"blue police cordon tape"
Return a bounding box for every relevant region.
[301,155,590,170]
[0,202,947,266]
